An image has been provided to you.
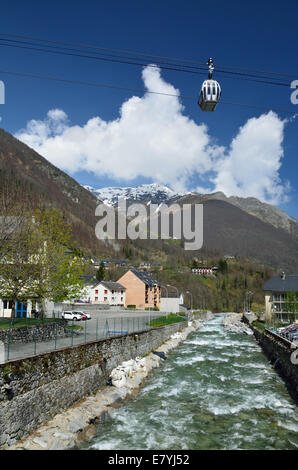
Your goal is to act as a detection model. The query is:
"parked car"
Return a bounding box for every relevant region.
[288,331,298,341]
[277,325,292,333]
[284,326,298,338]
[72,311,91,320]
[278,324,297,335]
[61,311,82,321]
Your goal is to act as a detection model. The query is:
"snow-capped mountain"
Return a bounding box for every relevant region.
[83,182,298,240]
[84,183,182,206]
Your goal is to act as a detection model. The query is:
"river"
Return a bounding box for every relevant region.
[83,314,298,450]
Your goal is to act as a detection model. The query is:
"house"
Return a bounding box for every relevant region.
[264,272,298,322]
[138,261,151,271]
[81,281,126,306]
[114,259,130,268]
[92,259,111,269]
[92,259,130,269]
[117,268,161,309]
[0,299,32,318]
[0,298,58,318]
[160,291,184,313]
[191,266,218,275]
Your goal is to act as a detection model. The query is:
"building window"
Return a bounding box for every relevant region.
[95,289,98,294]
[104,297,107,302]
[3,300,13,309]
[95,297,98,301]
[104,289,108,294]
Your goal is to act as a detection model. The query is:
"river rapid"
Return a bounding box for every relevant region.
[84,314,298,450]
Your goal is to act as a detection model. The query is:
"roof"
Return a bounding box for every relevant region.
[130,268,160,287]
[100,281,126,290]
[80,275,97,286]
[264,275,298,293]
[191,266,217,270]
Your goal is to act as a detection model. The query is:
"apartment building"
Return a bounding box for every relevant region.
[264,273,298,322]
[117,268,161,309]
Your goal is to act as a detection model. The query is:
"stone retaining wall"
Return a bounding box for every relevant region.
[250,324,298,404]
[0,320,71,344]
[0,321,187,448]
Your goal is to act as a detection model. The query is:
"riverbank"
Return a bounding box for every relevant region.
[248,323,298,405]
[83,314,298,450]
[222,312,254,335]
[8,317,211,450]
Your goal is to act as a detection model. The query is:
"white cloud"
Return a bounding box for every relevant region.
[212,111,289,204]
[15,66,290,205]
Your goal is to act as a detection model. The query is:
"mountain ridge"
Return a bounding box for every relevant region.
[85,183,298,239]
[0,127,297,271]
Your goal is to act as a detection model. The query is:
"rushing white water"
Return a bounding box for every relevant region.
[84,314,298,450]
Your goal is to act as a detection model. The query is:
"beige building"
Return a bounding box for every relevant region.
[117,268,161,309]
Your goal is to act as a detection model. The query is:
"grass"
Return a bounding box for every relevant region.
[67,324,83,331]
[252,320,266,331]
[149,313,187,328]
[0,317,59,330]
[252,319,295,332]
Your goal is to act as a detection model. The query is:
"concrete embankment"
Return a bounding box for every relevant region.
[246,322,298,405]
[224,313,298,403]
[3,313,212,450]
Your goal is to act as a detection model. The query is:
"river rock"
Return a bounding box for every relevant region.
[222,313,254,335]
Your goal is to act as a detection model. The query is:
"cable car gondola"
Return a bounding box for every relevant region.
[198,58,221,112]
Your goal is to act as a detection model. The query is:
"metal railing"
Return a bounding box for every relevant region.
[264,325,298,350]
[0,312,187,363]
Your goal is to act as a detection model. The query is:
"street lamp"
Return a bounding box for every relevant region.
[246,291,253,312]
[167,284,179,296]
[161,285,169,298]
[186,291,193,319]
[167,284,179,315]
[160,285,168,315]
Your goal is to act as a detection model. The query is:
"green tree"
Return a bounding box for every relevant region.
[0,213,40,317]
[96,262,106,282]
[29,208,87,313]
[0,207,87,317]
[284,291,298,321]
[218,259,228,274]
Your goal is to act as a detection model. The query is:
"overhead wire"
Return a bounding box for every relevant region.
[0,68,296,116]
[0,32,297,79]
[0,36,292,88]
[0,33,296,116]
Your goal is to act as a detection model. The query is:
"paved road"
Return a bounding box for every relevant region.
[3,310,169,363]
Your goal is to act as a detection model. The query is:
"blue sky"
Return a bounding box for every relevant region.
[0,0,297,217]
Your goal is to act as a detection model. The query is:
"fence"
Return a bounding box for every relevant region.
[0,312,187,363]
